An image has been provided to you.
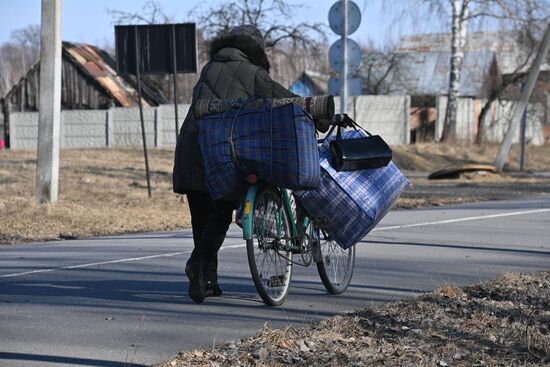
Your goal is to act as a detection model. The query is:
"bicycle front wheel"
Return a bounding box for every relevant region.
[246,187,293,306]
[315,228,355,294]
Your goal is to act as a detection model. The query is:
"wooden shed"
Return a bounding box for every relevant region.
[1,41,167,147]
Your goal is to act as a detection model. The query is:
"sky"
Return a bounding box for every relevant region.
[0,0,429,49]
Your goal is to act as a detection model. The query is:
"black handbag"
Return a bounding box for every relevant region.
[329,116,392,172]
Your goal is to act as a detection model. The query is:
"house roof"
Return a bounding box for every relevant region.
[396,32,549,75]
[384,31,549,97]
[289,70,330,96]
[2,42,166,107]
[62,42,166,106]
[303,70,330,93]
[390,49,495,96]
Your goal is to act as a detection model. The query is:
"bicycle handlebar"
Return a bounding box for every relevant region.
[194,95,335,121]
[331,114,355,128]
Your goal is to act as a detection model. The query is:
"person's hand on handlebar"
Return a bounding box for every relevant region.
[332,114,355,128]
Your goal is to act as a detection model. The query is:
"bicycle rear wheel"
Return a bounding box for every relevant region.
[246,187,293,306]
[315,228,355,294]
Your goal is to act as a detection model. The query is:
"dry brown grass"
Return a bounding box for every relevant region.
[0,148,190,244]
[392,142,550,172]
[158,271,550,367]
[1,143,549,245]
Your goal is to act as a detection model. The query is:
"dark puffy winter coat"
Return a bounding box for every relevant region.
[172,33,296,195]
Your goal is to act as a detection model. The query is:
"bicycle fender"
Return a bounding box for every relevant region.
[242,185,259,240]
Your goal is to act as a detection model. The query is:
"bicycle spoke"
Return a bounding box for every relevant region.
[316,227,355,295]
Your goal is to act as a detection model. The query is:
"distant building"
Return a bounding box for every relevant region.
[374,32,549,142]
[289,70,330,96]
[1,41,167,147]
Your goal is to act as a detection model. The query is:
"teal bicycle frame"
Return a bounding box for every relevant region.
[242,183,310,253]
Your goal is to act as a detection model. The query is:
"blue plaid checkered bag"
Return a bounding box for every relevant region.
[197,98,320,201]
[294,129,409,249]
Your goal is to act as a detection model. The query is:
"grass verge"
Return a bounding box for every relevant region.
[157,271,549,367]
[1,143,549,244]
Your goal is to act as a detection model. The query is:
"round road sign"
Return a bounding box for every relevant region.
[328,38,362,73]
[328,1,362,36]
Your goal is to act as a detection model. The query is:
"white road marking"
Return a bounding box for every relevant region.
[0,244,246,278]
[371,208,550,232]
[1,208,548,279]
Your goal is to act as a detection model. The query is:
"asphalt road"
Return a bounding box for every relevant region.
[1,197,549,367]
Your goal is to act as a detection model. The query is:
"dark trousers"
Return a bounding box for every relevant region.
[186,190,235,282]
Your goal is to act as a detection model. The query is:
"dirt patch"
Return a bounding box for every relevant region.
[1,143,549,245]
[157,271,550,367]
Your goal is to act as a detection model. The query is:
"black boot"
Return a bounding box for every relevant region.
[204,256,222,297]
[205,281,223,297]
[185,260,205,304]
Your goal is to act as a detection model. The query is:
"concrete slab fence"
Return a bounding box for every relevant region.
[9,104,190,149]
[436,96,545,145]
[7,97,413,149]
[334,95,411,145]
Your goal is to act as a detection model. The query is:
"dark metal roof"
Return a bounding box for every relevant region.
[396,32,549,74]
[388,50,495,96]
[384,31,549,97]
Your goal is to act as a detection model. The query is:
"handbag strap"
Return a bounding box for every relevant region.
[334,114,372,141]
[228,96,269,171]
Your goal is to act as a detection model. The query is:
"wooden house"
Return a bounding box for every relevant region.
[1,41,166,147]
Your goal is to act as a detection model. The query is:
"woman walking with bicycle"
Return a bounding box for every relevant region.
[173,25,296,304]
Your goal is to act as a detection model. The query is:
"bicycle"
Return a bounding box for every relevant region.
[240,116,356,306]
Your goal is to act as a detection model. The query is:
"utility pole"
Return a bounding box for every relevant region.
[494,24,550,171]
[36,0,62,203]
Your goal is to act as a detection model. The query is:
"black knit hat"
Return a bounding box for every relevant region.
[229,25,265,50]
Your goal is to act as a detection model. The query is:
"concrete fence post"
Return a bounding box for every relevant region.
[435,96,446,142]
[106,108,114,147]
[404,95,411,144]
[156,106,162,147]
[154,107,159,147]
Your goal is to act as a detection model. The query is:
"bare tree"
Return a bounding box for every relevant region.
[193,0,328,88]
[107,1,173,25]
[0,24,40,98]
[494,23,550,171]
[193,0,326,51]
[476,9,550,144]
[267,44,329,89]
[441,0,470,142]
[194,0,329,91]
[357,42,406,95]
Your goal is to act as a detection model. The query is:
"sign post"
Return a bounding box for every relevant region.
[328,0,362,113]
[133,26,153,198]
[341,0,348,114]
[171,25,180,138]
